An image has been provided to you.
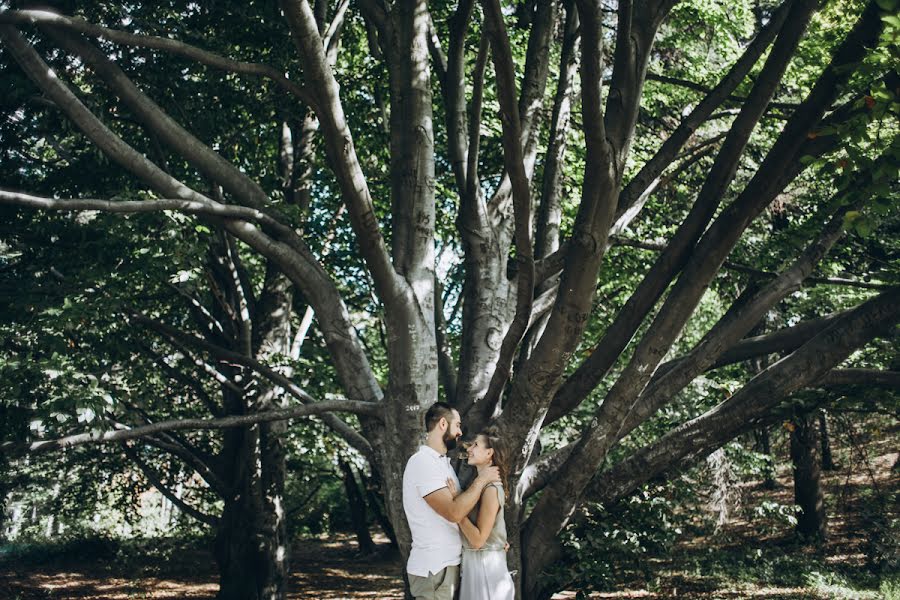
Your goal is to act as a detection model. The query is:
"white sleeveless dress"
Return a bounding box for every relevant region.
[460,483,515,599]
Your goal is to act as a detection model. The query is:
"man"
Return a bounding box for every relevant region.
[402,402,500,599]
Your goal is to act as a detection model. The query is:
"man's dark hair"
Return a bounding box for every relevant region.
[424,402,455,432]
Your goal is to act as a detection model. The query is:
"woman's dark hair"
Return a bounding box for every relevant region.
[479,425,509,502]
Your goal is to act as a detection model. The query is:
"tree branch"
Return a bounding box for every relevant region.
[479,0,536,420]
[135,340,223,418]
[603,0,674,168]
[141,431,227,497]
[5,399,381,457]
[133,313,377,461]
[585,286,900,506]
[534,0,579,261]
[432,0,475,196]
[523,0,824,558]
[525,286,900,588]
[617,0,791,220]
[544,0,822,430]
[0,9,315,107]
[614,199,861,441]
[2,21,385,439]
[0,190,287,232]
[278,0,402,306]
[646,73,802,111]
[435,280,459,402]
[122,442,220,527]
[817,368,900,389]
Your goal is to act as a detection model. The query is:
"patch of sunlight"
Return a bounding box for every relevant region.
[806,570,881,599]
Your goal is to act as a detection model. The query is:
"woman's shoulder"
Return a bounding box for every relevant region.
[482,482,504,498]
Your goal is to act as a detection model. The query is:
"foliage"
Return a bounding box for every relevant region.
[548,483,691,594]
[0,0,898,596]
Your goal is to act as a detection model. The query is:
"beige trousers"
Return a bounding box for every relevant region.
[408,564,459,600]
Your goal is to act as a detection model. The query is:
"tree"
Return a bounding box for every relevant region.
[1,0,899,598]
[789,411,828,540]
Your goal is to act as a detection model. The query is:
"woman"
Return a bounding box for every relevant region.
[447,427,515,600]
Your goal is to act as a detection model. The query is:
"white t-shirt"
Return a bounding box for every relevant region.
[402,445,462,577]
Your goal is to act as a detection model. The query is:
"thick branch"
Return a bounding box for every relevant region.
[616,201,858,440]
[435,0,475,196]
[279,0,402,306]
[603,0,673,168]
[535,0,579,261]
[586,287,900,506]
[817,368,900,388]
[479,0,536,419]
[5,399,380,457]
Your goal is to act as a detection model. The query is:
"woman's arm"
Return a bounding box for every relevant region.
[457,485,501,550]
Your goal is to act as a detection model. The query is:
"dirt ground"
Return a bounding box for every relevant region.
[3,445,896,599]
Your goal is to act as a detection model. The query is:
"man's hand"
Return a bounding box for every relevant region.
[446,478,460,498]
[474,465,500,486]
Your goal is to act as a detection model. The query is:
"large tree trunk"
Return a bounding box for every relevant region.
[214,441,288,600]
[790,412,827,541]
[212,432,289,600]
[211,254,293,600]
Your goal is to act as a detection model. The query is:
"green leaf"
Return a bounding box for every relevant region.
[876,0,899,11]
[842,211,861,229]
[881,14,900,28]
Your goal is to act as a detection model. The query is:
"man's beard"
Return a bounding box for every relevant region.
[443,430,459,452]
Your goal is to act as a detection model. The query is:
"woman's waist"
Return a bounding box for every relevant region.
[462,544,507,553]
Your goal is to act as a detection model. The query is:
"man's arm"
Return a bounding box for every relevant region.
[424,466,499,523]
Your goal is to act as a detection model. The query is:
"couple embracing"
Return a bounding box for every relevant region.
[402,402,515,600]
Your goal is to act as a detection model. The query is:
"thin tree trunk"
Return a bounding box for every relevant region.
[340,460,376,555]
[362,469,398,548]
[789,412,827,541]
[753,427,777,490]
[819,410,837,471]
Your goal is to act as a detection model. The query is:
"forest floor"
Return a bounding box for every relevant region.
[3,436,897,599]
